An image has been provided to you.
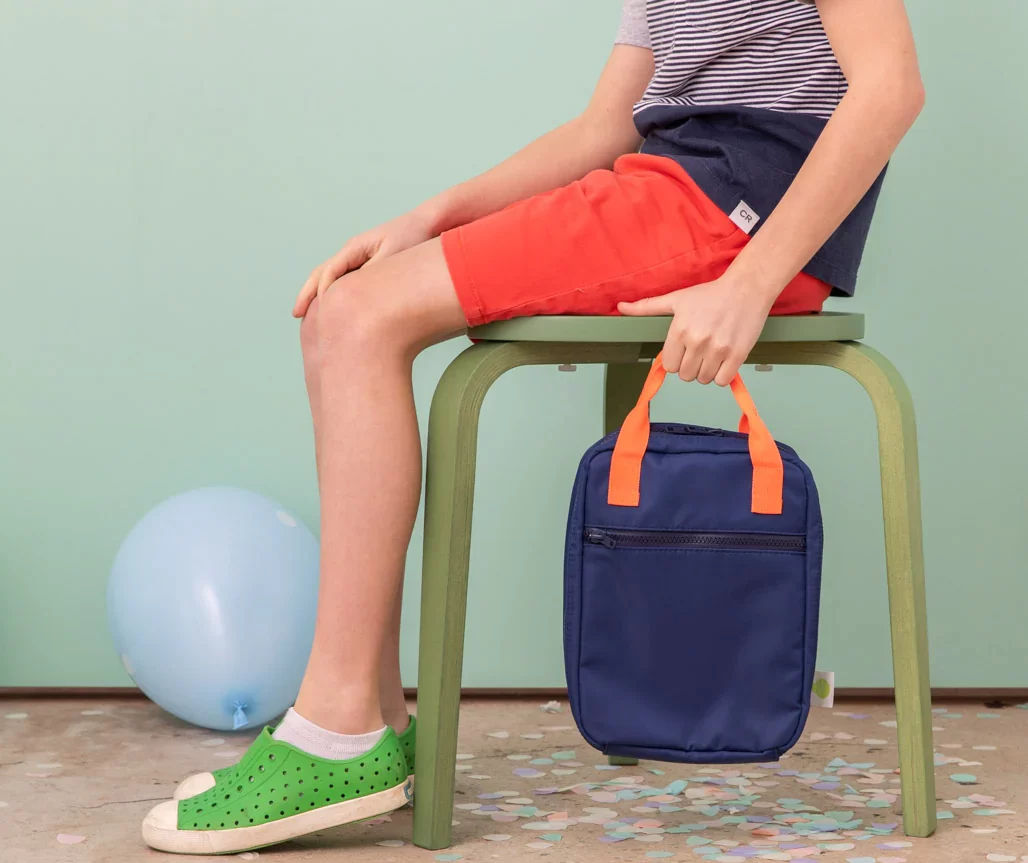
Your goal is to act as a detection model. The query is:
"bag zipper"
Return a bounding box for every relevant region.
[584,528,806,552]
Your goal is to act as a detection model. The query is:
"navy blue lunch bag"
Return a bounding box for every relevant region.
[564,354,823,764]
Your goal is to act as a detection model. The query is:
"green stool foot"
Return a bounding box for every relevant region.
[608,755,639,767]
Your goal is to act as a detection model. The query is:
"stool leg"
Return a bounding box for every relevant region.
[753,341,936,838]
[849,344,936,838]
[604,361,650,434]
[602,362,649,769]
[413,343,512,850]
[413,342,642,850]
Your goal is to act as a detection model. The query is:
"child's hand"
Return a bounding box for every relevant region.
[293,211,436,317]
[617,276,774,387]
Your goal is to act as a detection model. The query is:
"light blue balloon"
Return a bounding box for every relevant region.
[108,487,319,731]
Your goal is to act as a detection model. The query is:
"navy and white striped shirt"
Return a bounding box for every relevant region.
[616,0,884,295]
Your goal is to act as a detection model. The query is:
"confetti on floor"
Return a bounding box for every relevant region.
[3,713,28,720]
[4,698,1028,861]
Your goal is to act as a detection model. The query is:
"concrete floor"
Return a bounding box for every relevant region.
[1,698,1026,863]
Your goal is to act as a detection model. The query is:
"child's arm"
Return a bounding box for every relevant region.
[620,0,924,387]
[422,45,653,234]
[294,45,653,317]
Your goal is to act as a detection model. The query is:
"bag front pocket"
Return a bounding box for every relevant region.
[574,526,811,762]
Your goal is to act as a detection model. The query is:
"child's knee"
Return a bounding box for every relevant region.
[317,275,409,355]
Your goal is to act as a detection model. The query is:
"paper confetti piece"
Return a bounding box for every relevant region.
[822,842,856,851]
[977,713,1001,719]
[879,858,907,863]
[521,733,544,740]
[540,701,562,713]
[834,732,856,740]
[35,763,62,770]
[936,810,954,819]
[646,853,674,859]
[513,769,545,778]
[468,774,491,780]
[434,855,462,862]
[526,842,553,850]
[455,753,475,760]
[237,854,259,860]
[879,720,898,728]
[0,802,8,808]
[879,841,912,848]
[986,856,1016,862]
[3,713,27,720]
[539,833,564,842]
[487,731,509,739]
[213,749,243,759]
[552,751,576,760]
[375,840,404,847]
[201,738,226,747]
[482,834,511,841]
[56,835,86,845]
[844,858,876,863]
[973,745,998,751]
[80,709,105,716]
[950,773,978,784]
[970,828,999,834]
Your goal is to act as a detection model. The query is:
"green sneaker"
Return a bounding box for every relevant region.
[398,715,416,777]
[173,716,417,802]
[144,727,411,855]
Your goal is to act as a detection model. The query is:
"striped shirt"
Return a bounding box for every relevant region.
[615,0,885,295]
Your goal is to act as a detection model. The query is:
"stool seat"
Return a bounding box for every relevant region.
[469,311,864,343]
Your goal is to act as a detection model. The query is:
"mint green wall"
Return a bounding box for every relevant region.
[1,1,1024,689]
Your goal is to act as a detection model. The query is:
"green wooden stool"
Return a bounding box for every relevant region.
[411,312,936,849]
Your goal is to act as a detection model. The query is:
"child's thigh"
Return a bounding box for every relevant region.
[441,154,743,327]
[441,154,830,326]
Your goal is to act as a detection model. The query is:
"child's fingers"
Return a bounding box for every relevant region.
[293,268,321,318]
[317,241,371,299]
[618,296,674,316]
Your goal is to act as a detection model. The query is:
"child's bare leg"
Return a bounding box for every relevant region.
[299,299,412,733]
[294,237,465,734]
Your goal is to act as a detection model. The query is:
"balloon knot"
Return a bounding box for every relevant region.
[232,702,249,730]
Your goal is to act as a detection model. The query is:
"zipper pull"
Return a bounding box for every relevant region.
[586,529,617,549]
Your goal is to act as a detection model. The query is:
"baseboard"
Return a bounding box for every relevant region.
[2,686,1027,701]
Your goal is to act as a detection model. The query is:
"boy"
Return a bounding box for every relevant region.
[143,0,923,853]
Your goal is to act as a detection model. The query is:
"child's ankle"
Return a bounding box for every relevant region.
[384,710,411,734]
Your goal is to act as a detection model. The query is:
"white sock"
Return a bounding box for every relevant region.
[272,708,387,761]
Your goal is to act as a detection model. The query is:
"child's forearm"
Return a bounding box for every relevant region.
[726,78,925,302]
[415,114,641,236]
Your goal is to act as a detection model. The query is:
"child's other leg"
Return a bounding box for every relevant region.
[143,239,464,855]
[293,237,465,735]
[299,298,411,736]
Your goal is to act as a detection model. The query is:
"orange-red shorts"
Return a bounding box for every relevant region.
[441,153,830,328]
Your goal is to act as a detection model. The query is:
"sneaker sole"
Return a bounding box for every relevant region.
[143,779,412,854]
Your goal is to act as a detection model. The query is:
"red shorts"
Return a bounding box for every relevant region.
[441,154,830,328]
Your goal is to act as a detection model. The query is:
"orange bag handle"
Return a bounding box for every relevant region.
[607,353,784,515]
